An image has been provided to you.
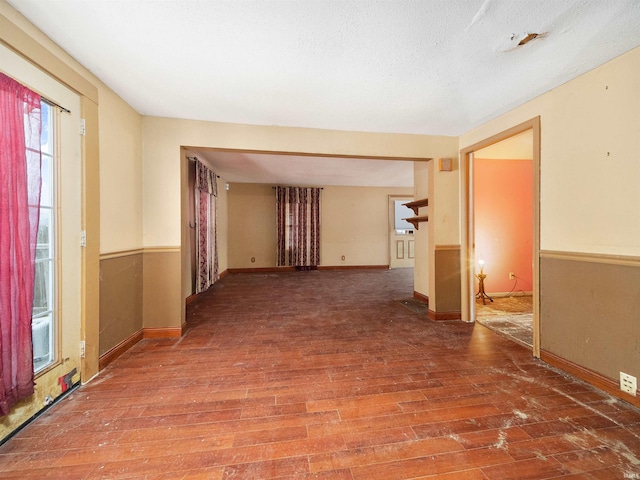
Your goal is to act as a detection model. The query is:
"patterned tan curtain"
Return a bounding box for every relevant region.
[276,187,321,269]
[195,160,218,293]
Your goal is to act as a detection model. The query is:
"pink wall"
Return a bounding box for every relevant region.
[474,159,533,294]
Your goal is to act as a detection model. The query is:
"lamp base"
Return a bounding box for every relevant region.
[475,273,493,305]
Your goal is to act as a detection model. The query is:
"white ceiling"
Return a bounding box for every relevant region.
[8,0,640,186]
[188,150,414,187]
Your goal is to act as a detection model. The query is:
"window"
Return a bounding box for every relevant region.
[32,101,55,374]
[276,187,321,268]
[394,200,414,235]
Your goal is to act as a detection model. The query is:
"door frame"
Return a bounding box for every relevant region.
[388,194,415,269]
[460,117,541,357]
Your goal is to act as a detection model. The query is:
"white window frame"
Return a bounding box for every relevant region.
[32,100,57,374]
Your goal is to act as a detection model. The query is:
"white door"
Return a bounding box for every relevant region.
[389,196,415,269]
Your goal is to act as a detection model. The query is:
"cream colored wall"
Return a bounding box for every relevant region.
[432,160,461,246]
[227,183,277,268]
[142,116,457,247]
[226,184,413,268]
[322,186,413,266]
[99,88,143,253]
[461,47,640,257]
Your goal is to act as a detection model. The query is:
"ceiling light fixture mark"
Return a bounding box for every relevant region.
[518,33,539,46]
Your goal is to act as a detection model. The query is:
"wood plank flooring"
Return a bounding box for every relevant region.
[1,269,639,479]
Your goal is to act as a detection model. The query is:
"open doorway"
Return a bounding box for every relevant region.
[388,195,415,269]
[461,118,541,356]
[473,131,534,348]
[180,148,423,323]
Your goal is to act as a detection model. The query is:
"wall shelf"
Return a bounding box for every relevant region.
[403,198,429,215]
[403,215,429,230]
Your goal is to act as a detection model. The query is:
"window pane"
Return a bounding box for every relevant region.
[33,100,56,374]
[36,209,52,260]
[40,155,53,207]
[33,314,53,373]
[32,260,52,316]
[40,102,53,156]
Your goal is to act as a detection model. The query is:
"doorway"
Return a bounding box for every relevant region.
[461,118,541,356]
[389,195,415,269]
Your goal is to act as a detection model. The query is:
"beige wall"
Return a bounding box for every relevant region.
[99,253,143,355]
[323,186,414,267]
[540,254,640,385]
[461,47,640,258]
[460,46,640,392]
[94,59,144,357]
[99,87,143,253]
[228,183,277,268]
[142,116,456,247]
[227,184,414,269]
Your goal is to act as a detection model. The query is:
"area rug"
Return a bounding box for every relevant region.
[477,313,533,348]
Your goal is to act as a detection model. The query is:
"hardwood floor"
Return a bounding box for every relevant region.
[1,269,639,479]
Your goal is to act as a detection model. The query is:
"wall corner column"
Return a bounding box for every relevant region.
[81,97,100,381]
[427,153,462,320]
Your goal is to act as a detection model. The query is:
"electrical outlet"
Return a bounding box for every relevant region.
[620,372,637,396]
[509,272,515,280]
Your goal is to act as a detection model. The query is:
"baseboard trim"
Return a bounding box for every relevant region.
[99,324,188,370]
[427,309,462,321]
[99,329,143,371]
[413,291,429,304]
[228,265,389,273]
[318,265,389,271]
[540,349,639,408]
[488,291,533,297]
[143,325,184,339]
[186,271,230,306]
[185,293,198,305]
[228,267,296,274]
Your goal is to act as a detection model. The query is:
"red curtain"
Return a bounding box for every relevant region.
[0,73,42,415]
[276,187,321,268]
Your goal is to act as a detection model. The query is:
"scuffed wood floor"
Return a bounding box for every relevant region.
[1,269,639,479]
